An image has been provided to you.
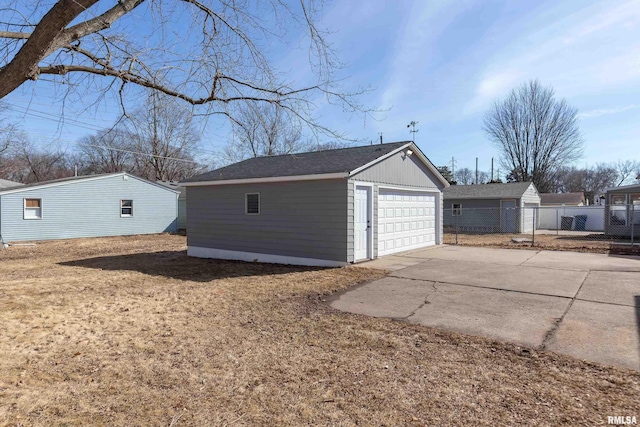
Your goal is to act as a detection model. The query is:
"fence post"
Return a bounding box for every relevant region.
[455,211,459,245]
[632,204,635,246]
[532,206,536,247]
[556,209,559,235]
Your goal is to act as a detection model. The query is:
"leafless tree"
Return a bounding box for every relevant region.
[0,0,369,140]
[224,101,313,163]
[6,142,72,183]
[455,167,474,185]
[77,128,136,174]
[484,80,583,192]
[126,92,203,181]
[476,171,489,185]
[613,159,640,186]
[553,164,617,204]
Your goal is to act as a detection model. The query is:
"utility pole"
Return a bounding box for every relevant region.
[491,158,494,182]
[475,157,479,185]
[450,156,457,179]
[407,121,419,142]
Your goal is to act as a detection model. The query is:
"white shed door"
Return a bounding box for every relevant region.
[378,190,436,256]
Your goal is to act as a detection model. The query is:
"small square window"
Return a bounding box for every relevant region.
[121,199,133,217]
[452,203,462,216]
[24,198,42,219]
[610,194,626,205]
[246,193,260,215]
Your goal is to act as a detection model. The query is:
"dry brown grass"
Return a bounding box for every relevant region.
[1,234,639,426]
[444,232,640,255]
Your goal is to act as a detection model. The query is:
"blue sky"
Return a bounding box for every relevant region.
[3,0,640,177]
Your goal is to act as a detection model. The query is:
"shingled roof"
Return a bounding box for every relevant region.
[0,172,180,194]
[539,192,585,205]
[443,182,534,199]
[0,178,23,189]
[183,141,419,183]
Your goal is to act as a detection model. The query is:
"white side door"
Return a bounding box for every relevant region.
[354,186,370,261]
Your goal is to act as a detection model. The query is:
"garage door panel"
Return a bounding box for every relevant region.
[378,189,436,256]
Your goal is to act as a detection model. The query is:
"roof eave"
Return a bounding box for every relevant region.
[180,172,349,186]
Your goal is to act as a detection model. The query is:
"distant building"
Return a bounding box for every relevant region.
[443,182,541,233]
[539,192,585,206]
[0,172,178,243]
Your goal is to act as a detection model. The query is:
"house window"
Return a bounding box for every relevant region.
[452,203,462,216]
[609,194,627,225]
[24,198,42,219]
[245,193,260,215]
[121,200,133,217]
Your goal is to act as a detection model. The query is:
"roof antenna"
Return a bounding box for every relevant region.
[379,132,383,144]
[407,121,419,142]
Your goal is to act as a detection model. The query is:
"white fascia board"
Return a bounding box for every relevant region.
[0,172,181,195]
[348,142,451,188]
[181,172,348,187]
[603,183,640,192]
[0,173,124,195]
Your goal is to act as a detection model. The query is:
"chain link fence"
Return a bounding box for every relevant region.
[443,204,639,251]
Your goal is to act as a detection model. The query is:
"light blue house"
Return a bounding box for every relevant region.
[0,172,179,243]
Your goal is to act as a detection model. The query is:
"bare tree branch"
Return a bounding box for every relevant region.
[0,0,374,141]
[483,80,584,192]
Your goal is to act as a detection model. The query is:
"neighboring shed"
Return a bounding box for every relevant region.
[443,182,540,233]
[157,181,187,230]
[604,183,640,238]
[181,141,449,267]
[540,192,585,206]
[0,172,179,243]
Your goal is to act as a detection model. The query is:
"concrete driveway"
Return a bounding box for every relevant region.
[330,246,640,371]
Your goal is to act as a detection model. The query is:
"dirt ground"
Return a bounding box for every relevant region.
[444,232,640,255]
[1,234,639,426]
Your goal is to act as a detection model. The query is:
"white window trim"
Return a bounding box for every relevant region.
[121,199,133,217]
[245,193,260,215]
[23,198,42,220]
[452,203,462,216]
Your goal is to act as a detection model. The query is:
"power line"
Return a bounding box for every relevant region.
[77,142,201,164]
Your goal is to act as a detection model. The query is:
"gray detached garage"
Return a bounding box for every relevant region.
[181,141,449,266]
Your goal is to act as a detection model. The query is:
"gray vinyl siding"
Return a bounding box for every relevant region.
[350,151,444,190]
[0,175,178,242]
[443,198,502,232]
[187,179,349,262]
[178,197,187,229]
[346,184,354,262]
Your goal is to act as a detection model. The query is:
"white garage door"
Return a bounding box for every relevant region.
[378,190,436,256]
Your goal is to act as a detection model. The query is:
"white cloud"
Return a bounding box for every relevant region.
[464,0,640,114]
[578,104,639,119]
[378,1,475,109]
